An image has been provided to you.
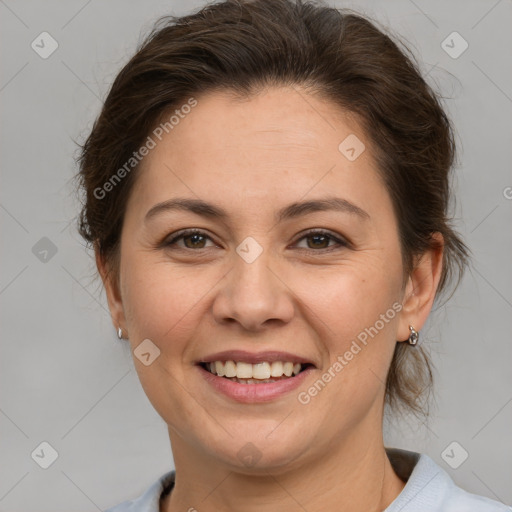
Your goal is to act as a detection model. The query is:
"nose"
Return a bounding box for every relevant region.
[212,248,295,332]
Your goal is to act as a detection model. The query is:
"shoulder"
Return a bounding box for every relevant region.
[385,448,511,512]
[104,471,175,512]
[443,484,512,512]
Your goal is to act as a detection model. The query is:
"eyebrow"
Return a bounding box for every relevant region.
[144,197,370,223]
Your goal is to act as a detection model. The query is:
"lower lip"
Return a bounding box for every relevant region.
[197,365,314,403]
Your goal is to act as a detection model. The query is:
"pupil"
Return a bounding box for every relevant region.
[185,234,205,248]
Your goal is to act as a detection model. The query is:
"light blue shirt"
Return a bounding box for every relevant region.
[105,448,511,511]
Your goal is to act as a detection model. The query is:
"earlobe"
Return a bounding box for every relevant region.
[95,246,127,336]
[397,233,444,342]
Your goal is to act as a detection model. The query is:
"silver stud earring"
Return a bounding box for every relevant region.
[117,327,123,340]
[408,325,419,346]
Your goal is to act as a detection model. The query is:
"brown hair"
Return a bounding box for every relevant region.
[77,0,469,418]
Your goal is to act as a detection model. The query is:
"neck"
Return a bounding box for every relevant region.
[161,419,406,512]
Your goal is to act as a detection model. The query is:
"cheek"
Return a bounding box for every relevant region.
[302,257,402,397]
[121,256,201,346]
[119,256,208,419]
[300,257,402,343]
[121,246,402,347]
[120,252,235,369]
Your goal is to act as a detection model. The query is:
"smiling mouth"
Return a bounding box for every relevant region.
[199,360,314,384]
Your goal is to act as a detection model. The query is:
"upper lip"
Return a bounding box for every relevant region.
[198,350,317,367]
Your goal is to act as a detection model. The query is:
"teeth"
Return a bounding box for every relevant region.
[236,362,253,379]
[230,378,280,384]
[252,362,271,379]
[224,360,237,378]
[270,361,283,377]
[205,360,305,379]
[215,361,225,377]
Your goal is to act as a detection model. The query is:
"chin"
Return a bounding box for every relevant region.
[204,423,313,474]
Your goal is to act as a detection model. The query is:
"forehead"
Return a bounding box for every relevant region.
[158,87,353,161]
[128,86,391,224]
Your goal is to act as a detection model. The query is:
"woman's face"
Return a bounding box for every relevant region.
[104,86,417,472]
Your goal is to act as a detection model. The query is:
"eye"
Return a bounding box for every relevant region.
[163,229,216,250]
[162,228,348,252]
[293,229,348,252]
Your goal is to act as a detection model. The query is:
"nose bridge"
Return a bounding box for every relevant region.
[213,239,294,330]
[234,244,274,296]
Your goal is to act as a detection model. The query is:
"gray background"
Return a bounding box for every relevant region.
[1,0,511,510]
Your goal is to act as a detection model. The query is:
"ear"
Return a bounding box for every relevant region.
[95,243,127,337]
[397,232,444,342]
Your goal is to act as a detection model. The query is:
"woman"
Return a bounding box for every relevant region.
[77,0,508,510]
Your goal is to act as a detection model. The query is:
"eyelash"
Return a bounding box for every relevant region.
[163,229,349,253]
